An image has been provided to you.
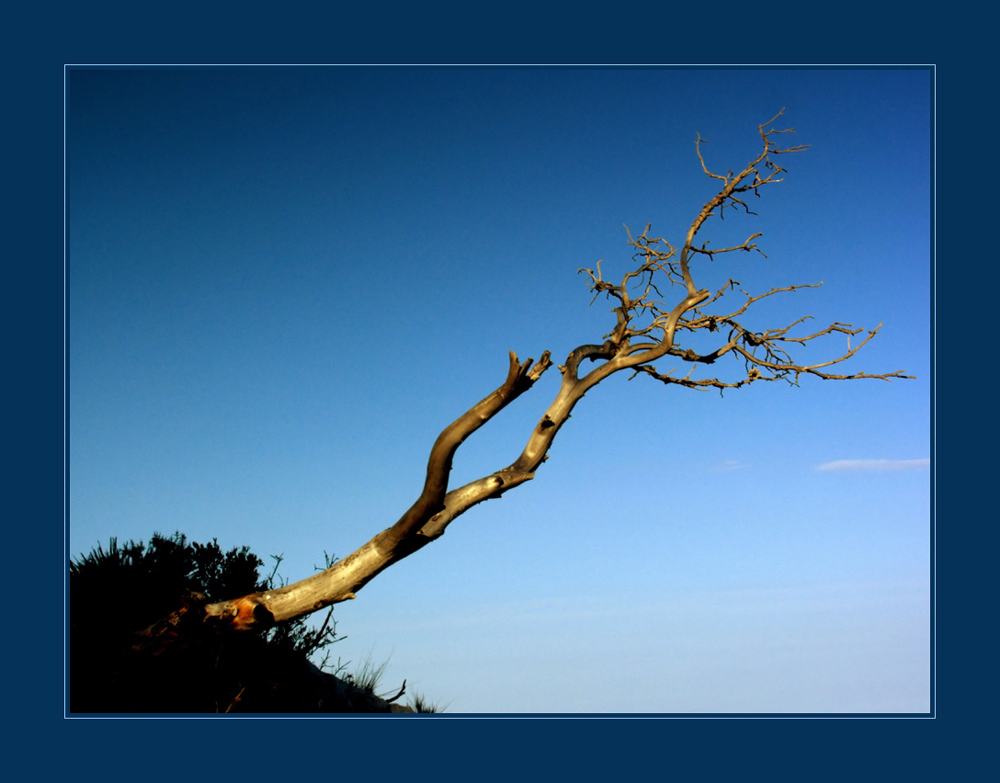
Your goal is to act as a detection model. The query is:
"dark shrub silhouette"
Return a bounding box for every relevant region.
[69,533,408,713]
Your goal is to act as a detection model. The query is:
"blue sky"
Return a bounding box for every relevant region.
[67,67,931,713]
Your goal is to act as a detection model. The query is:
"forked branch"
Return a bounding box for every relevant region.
[134,111,911,647]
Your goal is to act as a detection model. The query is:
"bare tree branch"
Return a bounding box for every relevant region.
[134,110,912,648]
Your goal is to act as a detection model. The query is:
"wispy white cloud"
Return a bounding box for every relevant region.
[816,458,930,472]
[714,460,744,472]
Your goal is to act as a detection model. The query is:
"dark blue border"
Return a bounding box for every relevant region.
[13,4,976,776]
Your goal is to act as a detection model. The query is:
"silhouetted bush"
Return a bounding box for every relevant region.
[69,532,371,713]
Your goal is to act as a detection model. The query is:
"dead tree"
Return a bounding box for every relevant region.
[135,111,912,649]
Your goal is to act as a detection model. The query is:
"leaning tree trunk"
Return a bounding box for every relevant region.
[131,111,910,657]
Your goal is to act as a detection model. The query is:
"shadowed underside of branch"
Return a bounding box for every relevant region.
[133,110,913,650]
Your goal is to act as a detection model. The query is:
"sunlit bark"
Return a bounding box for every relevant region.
[135,110,912,648]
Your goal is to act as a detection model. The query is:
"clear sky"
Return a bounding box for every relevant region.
[67,67,931,713]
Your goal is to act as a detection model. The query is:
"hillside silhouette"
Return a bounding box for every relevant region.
[69,533,419,713]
